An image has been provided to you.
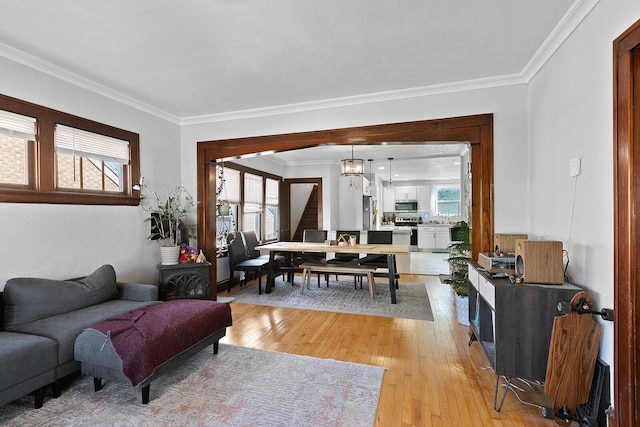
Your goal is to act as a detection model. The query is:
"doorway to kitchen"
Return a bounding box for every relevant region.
[196,114,494,297]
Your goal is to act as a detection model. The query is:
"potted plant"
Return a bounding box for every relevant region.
[445,221,470,325]
[138,180,199,265]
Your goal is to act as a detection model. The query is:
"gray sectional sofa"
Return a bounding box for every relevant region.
[0,264,160,408]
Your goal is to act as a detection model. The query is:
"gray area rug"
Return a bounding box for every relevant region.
[233,276,434,321]
[0,344,384,427]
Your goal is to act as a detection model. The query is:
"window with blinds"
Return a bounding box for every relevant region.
[55,125,130,192]
[0,93,140,205]
[0,110,35,188]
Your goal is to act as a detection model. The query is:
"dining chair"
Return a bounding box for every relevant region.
[226,232,270,294]
[240,230,287,281]
[327,230,362,288]
[293,229,328,287]
[360,230,399,288]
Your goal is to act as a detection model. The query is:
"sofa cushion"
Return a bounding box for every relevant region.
[3,265,119,331]
[0,331,57,395]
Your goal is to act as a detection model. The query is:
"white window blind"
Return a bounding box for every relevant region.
[55,124,130,164]
[0,110,36,140]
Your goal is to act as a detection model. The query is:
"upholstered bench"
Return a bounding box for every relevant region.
[74,299,232,404]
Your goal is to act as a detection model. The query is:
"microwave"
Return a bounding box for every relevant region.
[394,200,418,211]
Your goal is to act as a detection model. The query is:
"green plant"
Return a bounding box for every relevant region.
[138,180,199,247]
[445,221,470,297]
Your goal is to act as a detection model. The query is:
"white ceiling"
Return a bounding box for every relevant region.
[0,1,579,180]
[0,0,576,120]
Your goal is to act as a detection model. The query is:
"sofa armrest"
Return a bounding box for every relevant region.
[116,282,158,302]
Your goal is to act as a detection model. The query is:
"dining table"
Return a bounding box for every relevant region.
[255,241,409,304]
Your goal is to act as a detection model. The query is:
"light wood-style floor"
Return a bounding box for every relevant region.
[221,274,556,426]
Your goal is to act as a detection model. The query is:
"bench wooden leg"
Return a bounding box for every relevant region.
[93,377,103,392]
[367,272,375,299]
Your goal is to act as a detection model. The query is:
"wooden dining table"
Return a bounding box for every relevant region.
[255,241,409,304]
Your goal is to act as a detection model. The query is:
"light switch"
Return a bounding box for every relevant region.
[569,158,581,177]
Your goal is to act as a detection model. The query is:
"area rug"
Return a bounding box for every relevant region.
[0,344,384,427]
[233,277,434,321]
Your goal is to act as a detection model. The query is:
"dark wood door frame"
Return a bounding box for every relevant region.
[196,114,495,298]
[613,19,640,427]
[285,177,323,238]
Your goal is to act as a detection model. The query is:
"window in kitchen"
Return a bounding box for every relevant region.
[0,94,139,205]
[435,185,461,216]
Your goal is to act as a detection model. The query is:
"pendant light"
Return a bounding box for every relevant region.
[388,157,394,188]
[341,145,364,176]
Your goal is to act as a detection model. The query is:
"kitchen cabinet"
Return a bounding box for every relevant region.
[418,225,451,249]
[436,227,451,248]
[418,185,430,211]
[394,186,417,201]
[418,226,436,249]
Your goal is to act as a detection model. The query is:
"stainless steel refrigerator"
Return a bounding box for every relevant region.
[362,195,373,230]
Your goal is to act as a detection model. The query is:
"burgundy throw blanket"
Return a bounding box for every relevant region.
[89,300,232,386]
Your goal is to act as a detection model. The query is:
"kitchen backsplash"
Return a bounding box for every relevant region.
[382,211,463,224]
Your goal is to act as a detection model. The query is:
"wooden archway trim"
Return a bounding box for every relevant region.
[196,114,494,299]
[613,19,640,427]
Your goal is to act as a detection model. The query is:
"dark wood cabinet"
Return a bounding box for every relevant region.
[468,261,582,382]
[157,262,211,301]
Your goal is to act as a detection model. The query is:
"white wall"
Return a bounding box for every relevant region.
[527,0,640,401]
[0,56,181,288]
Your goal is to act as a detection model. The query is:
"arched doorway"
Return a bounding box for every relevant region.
[196,114,494,298]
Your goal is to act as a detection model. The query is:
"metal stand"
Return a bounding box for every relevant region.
[493,375,511,412]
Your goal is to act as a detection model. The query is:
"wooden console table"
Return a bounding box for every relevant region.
[157,261,212,301]
[468,261,582,411]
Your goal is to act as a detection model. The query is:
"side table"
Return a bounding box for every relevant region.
[157,261,211,301]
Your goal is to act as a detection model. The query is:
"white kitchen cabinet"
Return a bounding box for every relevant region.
[417,185,430,211]
[383,187,395,212]
[418,225,451,249]
[436,227,451,249]
[418,226,436,249]
[394,186,417,200]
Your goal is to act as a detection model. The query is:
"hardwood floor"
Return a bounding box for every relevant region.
[221,274,555,426]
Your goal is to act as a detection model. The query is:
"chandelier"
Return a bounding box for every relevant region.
[340,145,364,176]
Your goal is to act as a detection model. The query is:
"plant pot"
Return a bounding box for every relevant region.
[455,294,470,326]
[217,204,230,216]
[160,246,180,265]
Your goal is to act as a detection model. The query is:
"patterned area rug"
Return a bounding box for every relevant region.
[0,344,384,427]
[233,277,434,321]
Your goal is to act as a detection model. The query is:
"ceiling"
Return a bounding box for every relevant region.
[0,1,576,120]
[0,1,578,180]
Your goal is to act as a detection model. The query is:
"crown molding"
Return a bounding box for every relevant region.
[0,41,181,124]
[180,74,526,126]
[521,0,599,81]
[0,0,596,126]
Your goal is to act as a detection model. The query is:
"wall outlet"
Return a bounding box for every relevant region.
[569,158,581,177]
